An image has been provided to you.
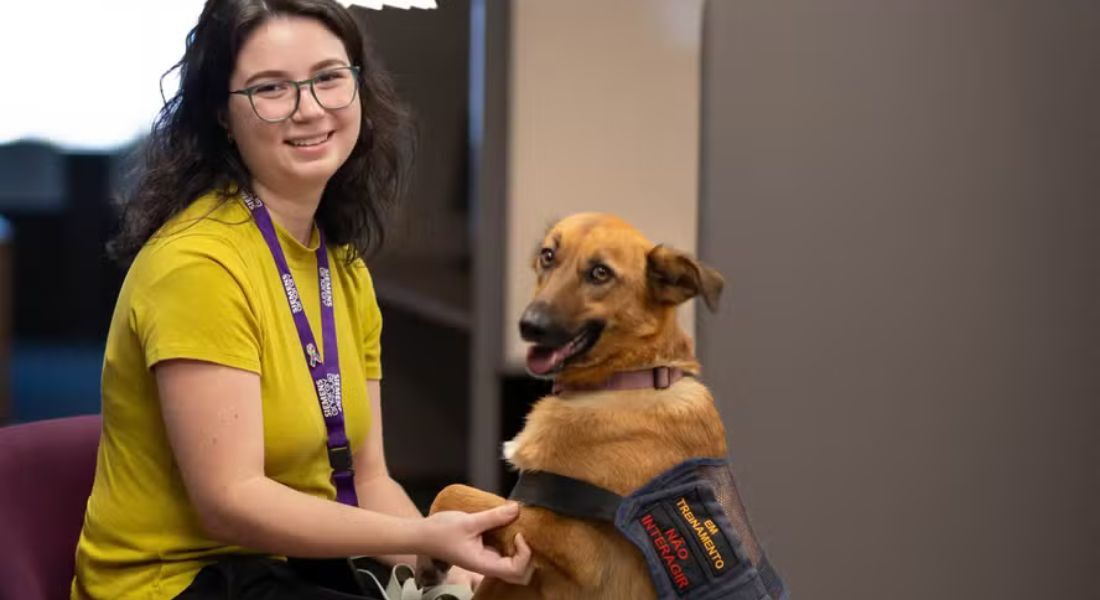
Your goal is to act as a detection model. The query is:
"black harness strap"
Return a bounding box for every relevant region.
[508,470,623,522]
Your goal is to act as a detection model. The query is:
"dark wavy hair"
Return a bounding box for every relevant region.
[109,0,413,264]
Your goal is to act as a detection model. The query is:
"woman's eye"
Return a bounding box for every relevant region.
[315,70,347,86]
[254,82,290,98]
[539,248,554,268]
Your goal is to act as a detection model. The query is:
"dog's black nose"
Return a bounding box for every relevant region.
[519,303,568,345]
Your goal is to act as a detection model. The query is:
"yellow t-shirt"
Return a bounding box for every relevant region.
[71,190,383,599]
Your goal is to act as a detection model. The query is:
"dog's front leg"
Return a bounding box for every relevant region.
[430,483,509,515]
[430,484,607,597]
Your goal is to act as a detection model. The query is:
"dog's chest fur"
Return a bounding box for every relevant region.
[503,377,728,496]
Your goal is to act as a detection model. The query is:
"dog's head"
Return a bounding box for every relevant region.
[520,213,724,384]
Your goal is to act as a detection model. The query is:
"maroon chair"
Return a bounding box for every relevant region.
[0,415,101,600]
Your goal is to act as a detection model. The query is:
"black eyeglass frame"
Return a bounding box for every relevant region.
[228,65,363,123]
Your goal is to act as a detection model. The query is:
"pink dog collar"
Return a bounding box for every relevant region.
[553,366,687,395]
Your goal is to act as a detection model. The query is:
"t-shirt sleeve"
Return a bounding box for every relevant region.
[131,239,263,374]
[359,266,383,380]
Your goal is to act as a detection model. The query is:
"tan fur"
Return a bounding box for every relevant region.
[430,214,732,599]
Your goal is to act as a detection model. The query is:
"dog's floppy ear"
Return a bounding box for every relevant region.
[646,245,724,311]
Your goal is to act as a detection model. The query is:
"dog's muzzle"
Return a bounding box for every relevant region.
[518,302,571,346]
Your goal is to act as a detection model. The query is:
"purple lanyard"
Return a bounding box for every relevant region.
[243,191,358,506]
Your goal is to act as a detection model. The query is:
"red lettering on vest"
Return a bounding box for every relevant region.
[666,528,690,560]
[640,513,694,590]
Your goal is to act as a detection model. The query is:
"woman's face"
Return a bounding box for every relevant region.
[226,16,362,194]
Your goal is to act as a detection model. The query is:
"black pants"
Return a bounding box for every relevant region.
[174,556,390,599]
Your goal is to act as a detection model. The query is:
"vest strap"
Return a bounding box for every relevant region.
[508,470,623,522]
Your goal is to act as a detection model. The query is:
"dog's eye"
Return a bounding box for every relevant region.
[539,248,555,269]
[588,264,614,284]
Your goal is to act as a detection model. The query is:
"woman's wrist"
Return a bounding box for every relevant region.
[410,515,454,584]
[410,511,441,558]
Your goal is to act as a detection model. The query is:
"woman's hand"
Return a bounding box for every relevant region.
[442,565,483,591]
[419,503,533,585]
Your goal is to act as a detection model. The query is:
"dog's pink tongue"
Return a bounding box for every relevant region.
[526,345,569,375]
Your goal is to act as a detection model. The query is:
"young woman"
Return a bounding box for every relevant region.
[71,1,529,598]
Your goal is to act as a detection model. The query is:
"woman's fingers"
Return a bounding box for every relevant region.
[470,531,533,584]
[510,533,534,584]
[468,502,520,532]
[445,565,484,589]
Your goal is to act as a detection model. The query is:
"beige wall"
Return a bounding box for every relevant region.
[698,1,1100,598]
[504,0,704,369]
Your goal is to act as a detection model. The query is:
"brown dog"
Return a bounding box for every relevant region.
[430,213,776,599]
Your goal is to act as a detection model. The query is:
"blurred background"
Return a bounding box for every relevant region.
[1,1,1098,598]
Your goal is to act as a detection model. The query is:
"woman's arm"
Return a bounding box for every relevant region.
[155,359,531,583]
[354,379,424,566]
[156,360,421,558]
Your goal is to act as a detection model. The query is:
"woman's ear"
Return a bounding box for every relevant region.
[646,245,725,311]
[218,110,235,145]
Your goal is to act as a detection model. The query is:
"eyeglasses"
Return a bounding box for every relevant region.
[229,65,362,123]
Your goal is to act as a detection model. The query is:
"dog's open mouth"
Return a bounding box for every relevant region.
[525,321,605,376]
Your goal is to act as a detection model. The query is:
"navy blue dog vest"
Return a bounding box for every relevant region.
[510,458,787,599]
